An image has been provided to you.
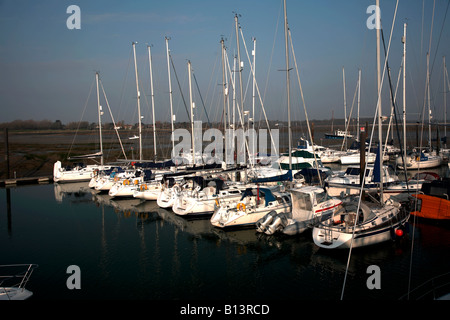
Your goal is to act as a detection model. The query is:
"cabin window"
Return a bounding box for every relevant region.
[345,167,360,176]
[315,191,331,203]
[295,193,312,211]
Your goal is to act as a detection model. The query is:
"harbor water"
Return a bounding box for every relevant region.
[1,164,450,302]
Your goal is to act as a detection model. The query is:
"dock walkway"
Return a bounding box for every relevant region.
[0,176,53,187]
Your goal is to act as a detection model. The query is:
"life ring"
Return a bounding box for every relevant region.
[134,179,139,185]
[237,202,246,212]
[123,179,130,185]
[140,184,148,191]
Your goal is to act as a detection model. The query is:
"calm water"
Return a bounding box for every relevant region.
[1,168,450,302]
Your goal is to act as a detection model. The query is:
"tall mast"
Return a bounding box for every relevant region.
[95,71,103,166]
[376,0,383,199]
[221,38,228,164]
[284,0,292,170]
[221,38,227,133]
[165,37,175,153]
[132,41,143,161]
[444,55,447,148]
[252,37,256,134]
[235,14,244,129]
[357,68,361,142]
[147,45,157,161]
[235,13,245,164]
[188,60,195,165]
[402,23,407,160]
[343,67,347,135]
[427,52,431,148]
[232,55,236,140]
[376,0,382,140]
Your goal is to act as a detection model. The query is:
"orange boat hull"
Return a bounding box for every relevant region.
[411,194,450,220]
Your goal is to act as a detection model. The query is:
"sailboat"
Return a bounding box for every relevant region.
[312,195,408,249]
[312,4,409,250]
[324,160,399,197]
[210,185,291,229]
[396,53,442,169]
[171,177,251,216]
[396,147,442,169]
[53,72,112,183]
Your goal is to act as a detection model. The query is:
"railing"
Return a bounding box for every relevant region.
[0,264,38,292]
[399,271,450,300]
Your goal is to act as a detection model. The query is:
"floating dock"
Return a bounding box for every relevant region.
[0,176,53,187]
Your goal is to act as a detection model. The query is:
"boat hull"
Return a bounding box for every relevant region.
[411,194,450,220]
[211,205,290,229]
[396,156,442,169]
[312,204,409,249]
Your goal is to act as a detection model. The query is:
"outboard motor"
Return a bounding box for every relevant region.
[256,210,278,233]
[265,212,289,235]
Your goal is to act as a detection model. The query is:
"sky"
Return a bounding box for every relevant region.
[1,0,449,126]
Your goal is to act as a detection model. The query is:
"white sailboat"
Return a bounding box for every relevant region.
[324,162,399,197]
[312,2,409,250]
[53,72,111,183]
[396,147,442,169]
[396,52,443,169]
[312,196,408,249]
[172,177,251,216]
[210,185,291,229]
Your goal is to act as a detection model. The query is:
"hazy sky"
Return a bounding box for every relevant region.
[1,0,449,126]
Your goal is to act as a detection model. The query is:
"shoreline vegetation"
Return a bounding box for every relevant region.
[1,118,446,180]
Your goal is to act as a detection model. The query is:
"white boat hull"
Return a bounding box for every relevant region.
[211,204,290,229]
[312,204,409,249]
[0,287,33,300]
[53,161,99,183]
[396,155,442,169]
[340,153,376,165]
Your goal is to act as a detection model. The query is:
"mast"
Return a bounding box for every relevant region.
[252,37,256,134]
[376,0,383,200]
[147,45,157,161]
[95,72,104,166]
[343,66,347,136]
[235,13,245,164]
[188,60,195,165]
[221,38,228,164]
[444,55,447,148]
[427,52,431,148]
[232,55,236,140]
[132,41,143,161]
[284,0,292,170]
[165,37,175,153]
[251,37,256,166]
[376,0,382,136]
[357,68,361,142]
[402,23,407,160]
[221,38,227,133]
